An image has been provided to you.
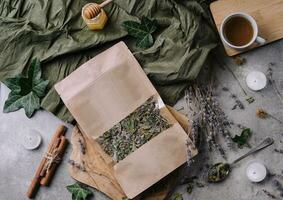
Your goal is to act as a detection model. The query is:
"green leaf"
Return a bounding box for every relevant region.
[141,17,157,33]
[122,17,157,49]
[3,58,49,118]
[28,58,41,82]
[4,92,40,118]
[3,76,21,93]
[66,183,92,200]
[33,79,49,97]
[136,34,154,49]
[232,128,252,148]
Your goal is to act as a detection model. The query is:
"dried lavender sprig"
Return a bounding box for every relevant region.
[196,85,233,142]
[272,179,283,197]
[275,149,283,154]
[263,189,277,199]
[68,159,86,172]
[223,87,245,110]
[267,63,283,106]
[185,89,200,166]
[186,139,195,166]
[214,56,247,96]
[78,138,86,155]
[184,83,233,159]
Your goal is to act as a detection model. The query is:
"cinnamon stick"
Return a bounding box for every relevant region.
[40,136,68,186]
[39,137,61,177]
[26,125,67,199]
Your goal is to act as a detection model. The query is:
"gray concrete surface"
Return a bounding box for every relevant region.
[0,84,107,200]
[0,40,282,200]
[174,40,283,200]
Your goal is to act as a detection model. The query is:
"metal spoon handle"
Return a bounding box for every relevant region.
[231,137,274,165]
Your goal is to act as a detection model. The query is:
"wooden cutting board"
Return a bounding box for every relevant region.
[210,0,283,56]
[68,106,195,200]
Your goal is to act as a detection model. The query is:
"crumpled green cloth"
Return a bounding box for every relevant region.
[0,0,217,122]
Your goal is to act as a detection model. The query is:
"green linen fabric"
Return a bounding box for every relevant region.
[0,0,218,122]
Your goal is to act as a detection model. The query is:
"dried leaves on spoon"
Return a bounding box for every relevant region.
[66,183,92,200]
[232,128,252,148]
[207,163,230,183]
[122,17,157,49]
[3,58,49,118]
[97,97,171,162]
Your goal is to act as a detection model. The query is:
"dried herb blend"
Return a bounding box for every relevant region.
[207,163,230,183]
[97,97,172,162]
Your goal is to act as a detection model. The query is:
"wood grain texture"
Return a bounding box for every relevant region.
[69,108,194,200]
[69,126,125,200]
[210,0,283,56]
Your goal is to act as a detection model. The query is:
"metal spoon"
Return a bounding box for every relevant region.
[207,137,274,183]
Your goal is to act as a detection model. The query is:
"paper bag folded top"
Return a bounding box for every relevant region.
[55,42,156,139]
[55,42,197,199]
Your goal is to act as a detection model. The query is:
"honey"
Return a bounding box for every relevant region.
[82,3,108,30]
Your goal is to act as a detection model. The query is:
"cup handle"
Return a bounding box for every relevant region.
[255,36,266,45]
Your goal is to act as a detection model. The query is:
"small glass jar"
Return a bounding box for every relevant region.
[82,3,108,30]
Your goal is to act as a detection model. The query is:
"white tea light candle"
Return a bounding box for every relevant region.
[246,71,267,91]
[22,130,42,150]
[246,162,267,182]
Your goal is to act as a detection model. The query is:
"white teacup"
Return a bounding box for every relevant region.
[220,12,266,50]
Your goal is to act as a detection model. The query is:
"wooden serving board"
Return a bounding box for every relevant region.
[68,106,194,200]
[210,0,283,56]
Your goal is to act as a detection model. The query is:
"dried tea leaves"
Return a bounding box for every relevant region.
[207,163,230,183]
[97,97,171,162]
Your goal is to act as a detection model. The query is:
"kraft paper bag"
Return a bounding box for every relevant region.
[55,42,197,199]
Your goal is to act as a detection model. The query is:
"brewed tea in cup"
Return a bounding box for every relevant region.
[220,12,266,50]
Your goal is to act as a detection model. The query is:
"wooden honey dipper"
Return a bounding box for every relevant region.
[84,0,113,19]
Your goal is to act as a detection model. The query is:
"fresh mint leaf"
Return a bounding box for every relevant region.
[122,17,157,49]
[3,58,49,118]
[232,128,252,148]
[66,183,92,200]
